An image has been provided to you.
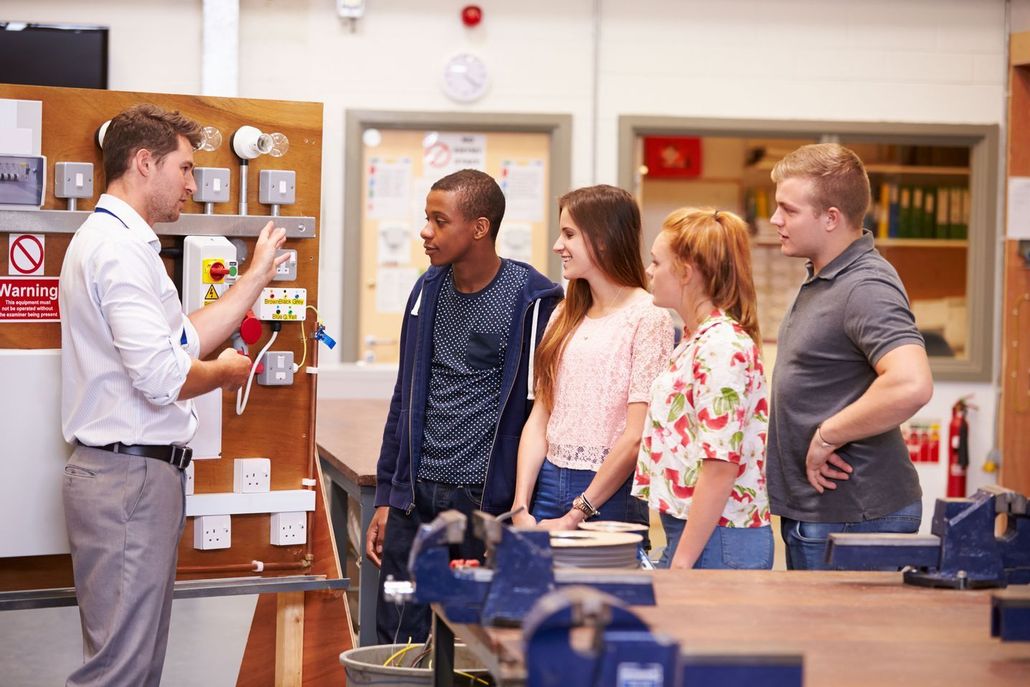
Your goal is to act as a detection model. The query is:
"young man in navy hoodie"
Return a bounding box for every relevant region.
[366,169,563,643]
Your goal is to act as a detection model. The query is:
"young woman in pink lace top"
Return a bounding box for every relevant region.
[632,208,772,569]
[511,185,673,531]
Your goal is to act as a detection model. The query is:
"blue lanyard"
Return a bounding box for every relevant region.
[93,206,128,229]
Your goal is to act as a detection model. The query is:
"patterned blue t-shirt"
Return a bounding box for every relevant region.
[418,259,528,484]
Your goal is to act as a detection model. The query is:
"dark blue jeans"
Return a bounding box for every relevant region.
[376,480,486,644]
[530,459,650,545]
[658,513,773,569]
[779,500,923,570]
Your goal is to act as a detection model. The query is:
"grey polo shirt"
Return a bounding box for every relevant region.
[767,230,924,522]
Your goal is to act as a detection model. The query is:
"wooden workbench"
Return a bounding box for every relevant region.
[439,570,1030,686]
[316,398,389,646]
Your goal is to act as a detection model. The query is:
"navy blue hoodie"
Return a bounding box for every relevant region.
[373,260,563,515]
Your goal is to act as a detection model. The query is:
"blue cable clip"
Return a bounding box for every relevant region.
[313,323,337,350]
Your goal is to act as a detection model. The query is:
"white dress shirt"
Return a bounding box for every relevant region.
[61,194,200,446]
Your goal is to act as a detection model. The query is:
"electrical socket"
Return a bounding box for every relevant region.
[273,248,298,281]
[233,457,271,493]
[184,462,195,496]
[270,511,307,546]
[193,514,231,550]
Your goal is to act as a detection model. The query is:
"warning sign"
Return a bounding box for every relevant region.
[8,234,45,276]
[0,276,60,322]
[204,285,219,302]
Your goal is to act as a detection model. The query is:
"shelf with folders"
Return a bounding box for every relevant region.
[870,179,970,241]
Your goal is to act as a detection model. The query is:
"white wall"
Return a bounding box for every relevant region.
[3,0,1006,501]
[3,0,1008,495]
[0,2,1011,681]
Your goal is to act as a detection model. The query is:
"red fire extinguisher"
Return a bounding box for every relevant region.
[947,398,970,497]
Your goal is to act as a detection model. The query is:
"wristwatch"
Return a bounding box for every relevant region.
[572,493,599,518]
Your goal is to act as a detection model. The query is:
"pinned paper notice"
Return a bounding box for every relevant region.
[1007,177,1030,239]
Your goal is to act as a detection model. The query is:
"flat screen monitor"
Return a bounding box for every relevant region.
[0,22,108,89]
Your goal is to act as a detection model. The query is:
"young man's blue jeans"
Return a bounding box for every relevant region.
[376,479,486,644]
[530,459,649,544]
[779,500,922,570]
[658,513,773,569]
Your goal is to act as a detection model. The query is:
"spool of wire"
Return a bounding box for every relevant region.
[549,530,642,569]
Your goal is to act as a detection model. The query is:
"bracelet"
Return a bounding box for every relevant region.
[572,493,599,518]
[816,424,837,450]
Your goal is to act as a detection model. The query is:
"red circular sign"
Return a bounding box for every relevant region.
[10,235,44,275]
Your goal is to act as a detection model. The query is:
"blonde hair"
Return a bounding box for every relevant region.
[534,185,647,411]
[771,143,871,229]
[661,207,761,346]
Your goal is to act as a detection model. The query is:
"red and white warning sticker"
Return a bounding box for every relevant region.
[0,276,60,322]
[8,233,46,276]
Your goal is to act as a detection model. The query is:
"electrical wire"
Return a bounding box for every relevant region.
[236,326,279,415]
[295,305,322,371]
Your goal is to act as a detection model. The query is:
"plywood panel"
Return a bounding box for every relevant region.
[0,83,350,686]
[1002,61,1030,496]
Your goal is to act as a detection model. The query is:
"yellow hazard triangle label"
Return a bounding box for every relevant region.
[204,285,219,301]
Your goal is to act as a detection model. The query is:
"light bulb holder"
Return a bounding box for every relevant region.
[96,119,111,150]
[231,125,288,160]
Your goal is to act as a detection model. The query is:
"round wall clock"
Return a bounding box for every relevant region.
[442,53,489,103]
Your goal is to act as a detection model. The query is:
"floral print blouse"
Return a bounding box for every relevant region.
[632,309,771,528]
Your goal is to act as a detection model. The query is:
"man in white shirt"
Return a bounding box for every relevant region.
[60,104,288,687]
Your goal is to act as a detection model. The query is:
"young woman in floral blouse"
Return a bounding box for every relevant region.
[511,185,673,532]
[632,208,773,569]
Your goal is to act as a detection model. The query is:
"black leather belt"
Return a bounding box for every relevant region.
[78,441,193,469]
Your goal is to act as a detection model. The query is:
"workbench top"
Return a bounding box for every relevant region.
[316,399,389,487]
[446,570,1030,686]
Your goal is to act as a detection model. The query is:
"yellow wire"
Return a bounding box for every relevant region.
[383,639,415,667]
[296,305,322,371]
[455,670,489,684]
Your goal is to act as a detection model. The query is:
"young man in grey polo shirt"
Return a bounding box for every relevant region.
[766,143,934,570]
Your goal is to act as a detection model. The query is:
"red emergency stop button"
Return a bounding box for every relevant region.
[209,261,229,281]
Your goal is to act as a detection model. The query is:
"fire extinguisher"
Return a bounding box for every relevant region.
[947,398,970,497]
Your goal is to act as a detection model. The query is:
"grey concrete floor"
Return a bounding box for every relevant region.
[0,595,256,686]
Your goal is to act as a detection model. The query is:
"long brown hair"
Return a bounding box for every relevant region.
[661,208,761,346]
[534,185,648,411]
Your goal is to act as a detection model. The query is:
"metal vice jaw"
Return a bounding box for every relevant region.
[395,509,558,624]
[523,587,802,687]
[826,486,1030,589]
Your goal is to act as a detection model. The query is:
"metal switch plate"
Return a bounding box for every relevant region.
[193,167,231,204]
[273,248,298,281]
[259,169,296,205]
[54,162,94,199]
[257,350,295,386]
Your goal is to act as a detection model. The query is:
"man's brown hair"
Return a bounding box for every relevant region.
[771,143,871,229]
[103,104,202,184]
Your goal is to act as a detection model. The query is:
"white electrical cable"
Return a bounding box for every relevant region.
[236,328,279,415]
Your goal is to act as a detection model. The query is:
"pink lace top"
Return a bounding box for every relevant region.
[546,290,674,470]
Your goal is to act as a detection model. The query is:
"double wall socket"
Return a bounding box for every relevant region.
[270,511,307,546]
[193,514,231,550]
[233,457,271,493]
